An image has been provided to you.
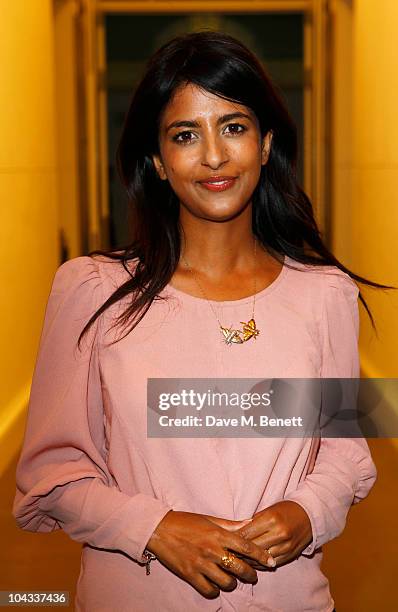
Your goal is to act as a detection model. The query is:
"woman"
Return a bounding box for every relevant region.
[13,31,385,611]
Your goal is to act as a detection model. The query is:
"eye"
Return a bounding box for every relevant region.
[172,130,197,144]
[224,123,247,135]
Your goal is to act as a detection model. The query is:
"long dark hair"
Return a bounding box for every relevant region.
[78,30,393,349]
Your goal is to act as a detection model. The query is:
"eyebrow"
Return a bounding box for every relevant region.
[165,112,253,133]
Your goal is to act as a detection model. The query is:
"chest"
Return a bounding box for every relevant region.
[99,293,322,435]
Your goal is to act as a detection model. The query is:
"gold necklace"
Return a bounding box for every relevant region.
[181,237,260,346]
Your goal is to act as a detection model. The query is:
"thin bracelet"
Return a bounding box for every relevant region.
[141,548,157,575]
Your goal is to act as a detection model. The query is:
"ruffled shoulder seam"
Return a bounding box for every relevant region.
[50,256,106,352]
[322,267,359,303]
[284,257,359,301]
[51,255,102,296]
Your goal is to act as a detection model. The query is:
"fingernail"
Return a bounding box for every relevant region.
[267,556,276,568]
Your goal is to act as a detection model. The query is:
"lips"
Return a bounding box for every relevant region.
[198,176,237,192]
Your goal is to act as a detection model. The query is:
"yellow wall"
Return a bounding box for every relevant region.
[331,0,398,379]
[352,0,398,377]
[329,0,353,264]
[0,1,59,475]
[54,0,82,259]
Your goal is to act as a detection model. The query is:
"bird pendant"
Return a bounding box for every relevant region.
[240,318,260,341]
[220,319,260,345]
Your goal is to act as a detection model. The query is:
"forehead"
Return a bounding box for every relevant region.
[160,82,254,122]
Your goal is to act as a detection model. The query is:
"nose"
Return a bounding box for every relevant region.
[201,133,228,170]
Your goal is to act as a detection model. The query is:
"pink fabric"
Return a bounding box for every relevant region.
[13,255,377,611]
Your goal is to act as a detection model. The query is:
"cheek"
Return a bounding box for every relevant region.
[234,138,262,165]
[164,149,196,179]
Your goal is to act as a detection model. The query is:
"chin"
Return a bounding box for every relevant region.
[199,206,248,222]
[179,193,251,221]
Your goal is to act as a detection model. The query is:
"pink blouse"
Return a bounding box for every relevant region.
[13,254,377,611]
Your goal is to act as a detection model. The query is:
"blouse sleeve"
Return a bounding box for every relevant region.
[12,256,173,563]
[284,271,377,555]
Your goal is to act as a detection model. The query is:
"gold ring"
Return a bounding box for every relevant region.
[220,552,236,568]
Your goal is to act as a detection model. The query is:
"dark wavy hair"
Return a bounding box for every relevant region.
[78,30,393,349]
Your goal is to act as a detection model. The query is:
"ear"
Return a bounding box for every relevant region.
[261,130,273,166]
[152,154,167,180]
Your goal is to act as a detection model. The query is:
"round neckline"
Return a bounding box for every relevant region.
[164,255,289,307]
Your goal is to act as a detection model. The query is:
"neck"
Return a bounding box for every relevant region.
[178,208,257,279]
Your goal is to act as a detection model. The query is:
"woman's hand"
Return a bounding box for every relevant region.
[221,501,313,569]
[146,510,275,599]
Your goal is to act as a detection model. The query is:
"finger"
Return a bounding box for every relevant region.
[235,515,274,540]
[234,540,275,570]
[216,552,258,584]
[222,519,253,532]
[201,564,238,592]
[203,515,253,531]
[256,533,306,563]
[271,542,303,566]
[233,551,276,570]
[251,538,302,568]
[251,533,287,554]
[226,534,274,568]
[191,573,221,599]
[231,556,269,571]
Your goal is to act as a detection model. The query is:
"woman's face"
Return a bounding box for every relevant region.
[152,83,272,222]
